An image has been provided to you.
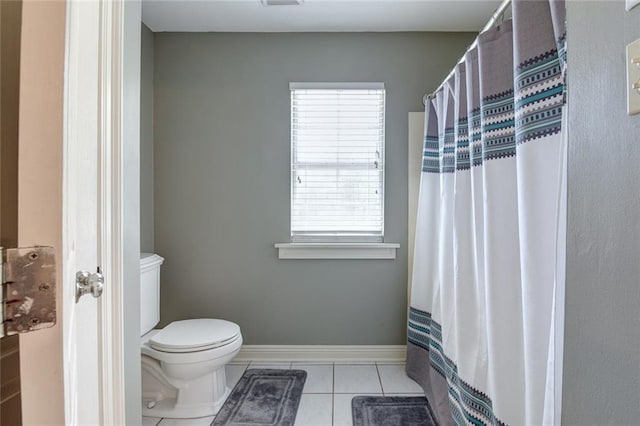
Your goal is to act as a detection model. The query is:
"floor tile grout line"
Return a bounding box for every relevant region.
[331,362,335,426]
[332,363,376,366]
[375,362,385,396]
[332,392,384,395]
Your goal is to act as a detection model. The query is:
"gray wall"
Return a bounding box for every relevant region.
[141,23,154,252]
[153,32,473,345]
[563,2,640,424]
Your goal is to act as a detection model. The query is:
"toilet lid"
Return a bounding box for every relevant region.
[149,319,241,353]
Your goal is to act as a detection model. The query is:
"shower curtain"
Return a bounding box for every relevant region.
[406,1,566,425]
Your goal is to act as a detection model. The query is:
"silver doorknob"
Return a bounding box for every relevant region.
[76,268,104,302]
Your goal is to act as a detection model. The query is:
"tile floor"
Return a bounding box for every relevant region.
[142,360,424,426]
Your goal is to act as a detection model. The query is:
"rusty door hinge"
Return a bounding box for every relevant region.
[1,246,56,338]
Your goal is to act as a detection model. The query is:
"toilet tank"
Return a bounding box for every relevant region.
[140,253,165,336]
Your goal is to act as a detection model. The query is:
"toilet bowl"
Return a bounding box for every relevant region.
[140,254,243,419]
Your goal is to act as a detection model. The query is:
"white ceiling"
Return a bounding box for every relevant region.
[142,0,503,33]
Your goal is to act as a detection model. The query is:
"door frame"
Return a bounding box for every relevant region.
[62,0,127,423]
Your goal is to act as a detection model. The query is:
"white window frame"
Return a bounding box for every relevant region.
[276,82,398,259]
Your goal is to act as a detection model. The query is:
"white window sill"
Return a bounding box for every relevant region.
[274,243,400,259]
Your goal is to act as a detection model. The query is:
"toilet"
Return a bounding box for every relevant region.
[140,253,243,419]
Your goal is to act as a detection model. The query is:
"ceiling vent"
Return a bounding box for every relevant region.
[261,0,304,6]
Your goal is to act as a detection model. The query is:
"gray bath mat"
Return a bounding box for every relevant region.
[212,369,306,426]
[352,396,436,426]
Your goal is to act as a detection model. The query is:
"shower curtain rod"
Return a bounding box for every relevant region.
[422,0,512,106]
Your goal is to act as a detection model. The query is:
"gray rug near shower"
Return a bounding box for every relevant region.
[212,369,306,426]
[352,396,436,426]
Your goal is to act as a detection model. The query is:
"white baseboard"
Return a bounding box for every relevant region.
[234,345,406,363]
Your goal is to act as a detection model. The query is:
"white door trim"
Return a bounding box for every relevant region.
[97,0,126,424]
[407,112,424,308]
[62,0,126,423]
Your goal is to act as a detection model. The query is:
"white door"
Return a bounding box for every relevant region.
[63,0,103,424]
[63,0,131,423]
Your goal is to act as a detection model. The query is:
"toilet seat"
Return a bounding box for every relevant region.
[142,330,242,366]
[149,318,241,353]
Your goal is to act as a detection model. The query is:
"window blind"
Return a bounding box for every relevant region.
[290,83,385,242]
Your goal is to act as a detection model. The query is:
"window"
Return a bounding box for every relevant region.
[290,82,385,242]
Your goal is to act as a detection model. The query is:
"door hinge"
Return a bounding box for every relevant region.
[1,246,56,338]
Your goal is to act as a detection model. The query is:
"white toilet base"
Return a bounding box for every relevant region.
[142,364,231,419]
